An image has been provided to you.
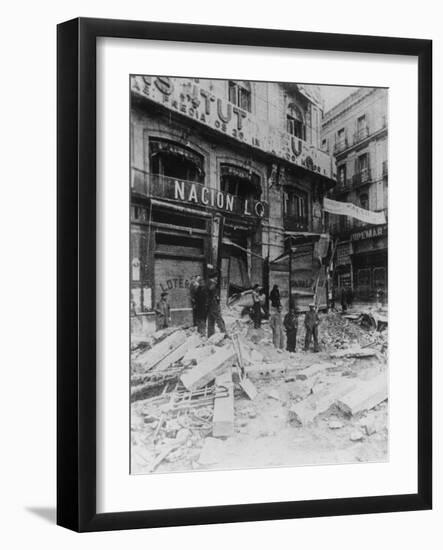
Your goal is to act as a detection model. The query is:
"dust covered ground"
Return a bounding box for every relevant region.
[131,307,388,474]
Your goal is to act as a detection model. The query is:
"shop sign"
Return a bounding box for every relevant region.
[152,175,267,218]
[131,76,332,178]
[350,224,387,242]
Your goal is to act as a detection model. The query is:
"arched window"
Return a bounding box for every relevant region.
[287,103,306,140]
[220,164,261,200]
[149,139,204,183]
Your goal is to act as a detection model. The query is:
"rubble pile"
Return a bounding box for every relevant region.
[131,310,388,474]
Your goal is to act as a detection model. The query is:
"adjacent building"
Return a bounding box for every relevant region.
[321,88,388,303]
[130,76,336,334]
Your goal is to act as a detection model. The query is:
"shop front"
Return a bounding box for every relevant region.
[350,224,388,302]
[130,138,267,334]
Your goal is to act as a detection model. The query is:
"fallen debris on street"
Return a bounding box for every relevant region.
[131,308,388,474]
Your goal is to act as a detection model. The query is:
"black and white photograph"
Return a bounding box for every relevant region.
[129,76,389,474]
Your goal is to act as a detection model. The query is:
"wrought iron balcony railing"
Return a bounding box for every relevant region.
[334,138,348,154]
[283,215,309,232]
[353,126,370,144]
[352,167,371,186]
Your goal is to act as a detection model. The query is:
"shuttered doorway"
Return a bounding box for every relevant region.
[154,232,205,327]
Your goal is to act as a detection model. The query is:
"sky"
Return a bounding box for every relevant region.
[317,85,361,112]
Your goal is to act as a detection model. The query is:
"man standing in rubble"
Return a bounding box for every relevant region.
[304,303,320,352]
[251,284,262,328]
[270,304,285,349]
[207,269,226,338]
[194,277,209,336]
[284,305,299,353]
[189,275,200,326]
[155,291,171,330]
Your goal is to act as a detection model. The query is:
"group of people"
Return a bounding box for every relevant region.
[156,278,320,352]
[189,271,226,338]
[268,297,320,354]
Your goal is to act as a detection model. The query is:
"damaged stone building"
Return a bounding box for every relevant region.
[321,88,388,302]
[130,76,337,334]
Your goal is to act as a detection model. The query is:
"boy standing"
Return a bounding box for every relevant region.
[155,291,171,330]
[304,303,320,352]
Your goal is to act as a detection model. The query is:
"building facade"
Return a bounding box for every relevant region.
[130,76,336,334]
[321,88,388,303]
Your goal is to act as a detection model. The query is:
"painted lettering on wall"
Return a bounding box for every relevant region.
[172,179,266,218]
[130,76,333,178]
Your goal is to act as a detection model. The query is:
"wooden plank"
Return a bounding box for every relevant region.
[133,330,187,371]
[180,345,236,391]
[336,373,388,416]
[212,368,234,438]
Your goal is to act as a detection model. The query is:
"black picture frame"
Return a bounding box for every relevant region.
[57,17,432,532]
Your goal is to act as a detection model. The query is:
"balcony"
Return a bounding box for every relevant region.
[334,138,348,154]
[353,126,370,144]
[131,168,267,219]
[352,168,372,187]
[283,215,309,232]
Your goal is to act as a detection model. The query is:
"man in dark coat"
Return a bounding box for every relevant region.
[189,275,200,326]
[284,306,299,353]
[251,284,262,328]
[270,284,281,309]
[304,303,320,352]
[207,272,226,338]
[194,278,209,336]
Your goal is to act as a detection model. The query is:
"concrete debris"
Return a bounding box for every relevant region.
[350,430,364,442]
[289,378,357,426]
[131,309,389,474]
[245,362,286,379]
[296,362,334,380]
[330,347,377,359]
[182,344,215,366]
[133,330,187,372]
[328,420,344,429]
[336,373,388,416]
[180,345,236,391]
[155,333,201,372]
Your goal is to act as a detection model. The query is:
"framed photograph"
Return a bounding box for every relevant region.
[57,18,432,532]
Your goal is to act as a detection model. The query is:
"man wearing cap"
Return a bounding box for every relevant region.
[304,303,320,352]
[284,305,299,353]
[207,270,226,338]
[155,291,171,330]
